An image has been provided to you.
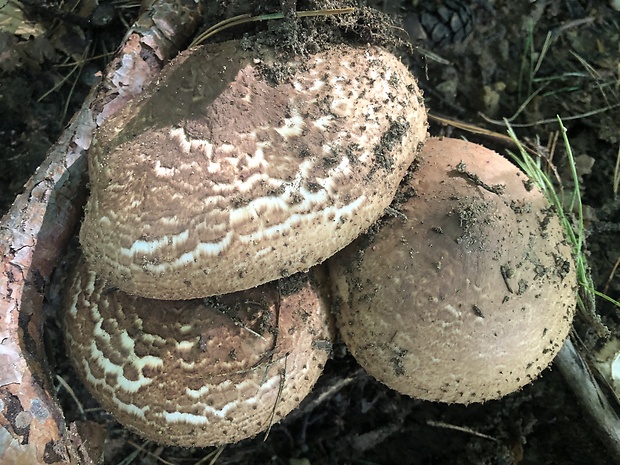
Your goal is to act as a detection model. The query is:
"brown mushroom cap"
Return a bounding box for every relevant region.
[329,137,577,404]
[80,40,427,300]
[64,256,334,447]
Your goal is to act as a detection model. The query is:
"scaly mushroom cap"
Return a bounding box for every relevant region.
[80,40,427,300]
[64,257,334,447]
[329,138,576,404]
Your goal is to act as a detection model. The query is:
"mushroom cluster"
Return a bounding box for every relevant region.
[65,36,577,448]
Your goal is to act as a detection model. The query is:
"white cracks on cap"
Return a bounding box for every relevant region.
[275,110,305,140]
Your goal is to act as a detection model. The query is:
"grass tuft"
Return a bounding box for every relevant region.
[505,117,619,334]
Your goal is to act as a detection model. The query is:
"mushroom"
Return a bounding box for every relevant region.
[79,40,427,300]
[64,256,334,447]
[66,36,574,446]
[328,137,577,403]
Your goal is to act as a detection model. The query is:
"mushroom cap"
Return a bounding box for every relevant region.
[64,256,334,447]
[329,137,576,404]
[80,40,427,300]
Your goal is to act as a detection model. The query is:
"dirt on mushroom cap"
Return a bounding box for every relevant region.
[329,137,577,404]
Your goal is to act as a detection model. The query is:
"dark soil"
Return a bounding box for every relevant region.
[2,0,620,464]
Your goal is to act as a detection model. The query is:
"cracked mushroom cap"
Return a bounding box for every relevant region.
[80,40,427,300]
[64,256,334,447]
[329,138,577,404]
